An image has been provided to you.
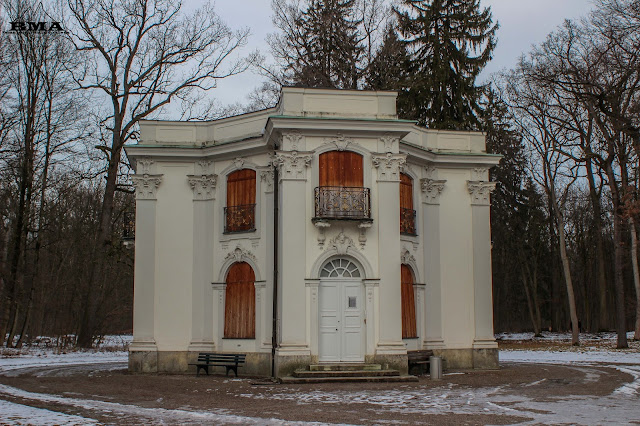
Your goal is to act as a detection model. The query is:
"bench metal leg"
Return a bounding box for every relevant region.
[225,366,238,377]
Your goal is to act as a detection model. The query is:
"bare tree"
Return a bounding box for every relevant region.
[66,0,249,347]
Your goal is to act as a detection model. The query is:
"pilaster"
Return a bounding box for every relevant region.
[274,150,312,362]
[130,172,163,357]
[187,173,217,352]
[372,153,406,355]
[467,180,498,351]
[421,173,446,349]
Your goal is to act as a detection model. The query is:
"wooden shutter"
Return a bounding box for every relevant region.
[319,151,363,187]
[401,264,417,339]
[224,262,256,338]
[400,173,413,210]
[227,169,256,207]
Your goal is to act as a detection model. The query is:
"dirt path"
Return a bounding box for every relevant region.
[0,361,638,425]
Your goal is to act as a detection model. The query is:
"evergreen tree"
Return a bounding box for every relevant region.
[394,0,498,129]
[366,24,410,91]
[283,0,365,89]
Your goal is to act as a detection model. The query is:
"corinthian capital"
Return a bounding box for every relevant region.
[274,150,313,180]
[467,181,497,206]
[188,174,218,200]
[131,174,163,200]
[372,153,407,181]
[420,178,447,205]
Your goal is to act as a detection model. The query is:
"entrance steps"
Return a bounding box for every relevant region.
[280,364,418,384]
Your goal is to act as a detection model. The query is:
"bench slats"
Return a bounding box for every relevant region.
[188,352,246,377]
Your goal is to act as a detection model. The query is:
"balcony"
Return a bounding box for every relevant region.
[314,186,371,220]
[224,204,256,233]
[400,208,416,236]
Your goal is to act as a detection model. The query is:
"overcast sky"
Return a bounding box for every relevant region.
[207,0,596,107]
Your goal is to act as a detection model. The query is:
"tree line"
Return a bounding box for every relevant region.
[0,0,638,349]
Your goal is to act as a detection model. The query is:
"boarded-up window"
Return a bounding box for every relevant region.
[226,169,256,232]
[319,151,363,187]
[400,173,416,235]
[224,262,255,338]
[401,264,417,338]
[400,173,413,210]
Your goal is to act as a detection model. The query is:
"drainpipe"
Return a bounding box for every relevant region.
[271,156,279,378]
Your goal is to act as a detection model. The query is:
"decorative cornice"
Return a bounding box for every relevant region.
[274,150,313,180]
[420,178,446,205]
[131,174,163,200]
[324,133,357,151]
[467,181,497,206]
[327,231,358,255]
[187,174,217,200]
[372,153,407,181]
[225,244,257,264]
[380,134,399,153]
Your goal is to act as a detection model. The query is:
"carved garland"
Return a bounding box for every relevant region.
[274,151,313,180]
[372,153,407,181]
[420,178,446,205]
[467,181,497,206]
[131,174,163,200]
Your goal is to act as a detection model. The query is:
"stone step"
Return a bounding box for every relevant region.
[280,375,419,384]
[308,363,382,372]
[292,369,400,378]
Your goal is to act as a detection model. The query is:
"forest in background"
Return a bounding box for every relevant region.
[0,0,638,349]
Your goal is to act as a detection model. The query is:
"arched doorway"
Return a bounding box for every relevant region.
[318,258,365,362]
[401,264,417,339]
[224,262,255,339]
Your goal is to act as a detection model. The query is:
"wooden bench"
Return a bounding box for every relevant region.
[188,353,246,377]
[407,349,434,375]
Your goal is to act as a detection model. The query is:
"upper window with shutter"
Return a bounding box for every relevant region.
[225,169,256,233]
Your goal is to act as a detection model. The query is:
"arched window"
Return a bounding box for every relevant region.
[225,169,256,233]
[316,151,370,219]
[401,264,417,338]
[224,262,255,338]
[400,173,416,235]
[320,258,361,278]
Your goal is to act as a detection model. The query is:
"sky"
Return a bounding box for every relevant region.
[205,0,597,108]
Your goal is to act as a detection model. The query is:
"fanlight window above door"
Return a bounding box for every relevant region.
[320,259,361,278]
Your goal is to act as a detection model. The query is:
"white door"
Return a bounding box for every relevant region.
[318,259,364,363]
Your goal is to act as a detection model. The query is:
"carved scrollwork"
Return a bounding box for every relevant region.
[274,151,313,180]
[188,174,217,200]
[372,153,407,181]
[324,133,357,151]
[420,178,446,205]
[131,174,163,200]
[260,169,274,193]
[283,131,303,151]
[467,181,497,206]
[327,231,357,255]
[380,134,399,153]
[225,244,258,264]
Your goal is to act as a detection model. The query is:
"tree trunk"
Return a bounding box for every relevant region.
[629,218,640,341]
[586,158,609,331]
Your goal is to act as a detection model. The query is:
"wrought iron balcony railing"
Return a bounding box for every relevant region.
[224,203,256,233]
[314,186,371,220]
[400,208,417,236]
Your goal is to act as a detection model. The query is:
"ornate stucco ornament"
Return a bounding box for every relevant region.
[467,181,497,206]
[131,174,163,200]
[225,244,257,263]
[380,134,399,153]
[420,178,446,205]
[187,174,217,200]
[283,131,303,150]
[260,169,274,193]
[136,157,154,174]
[328,231,358,255]
[324,133,356,151]
[372,153,407,181]
[401,248,416,265]
[274,150,313,180]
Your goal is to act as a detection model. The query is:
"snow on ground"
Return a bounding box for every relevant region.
[496,331,636,342]
[0,351,127,374]
[0,383,324,425]
[500,349,640,364]
[0,399,99,425]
